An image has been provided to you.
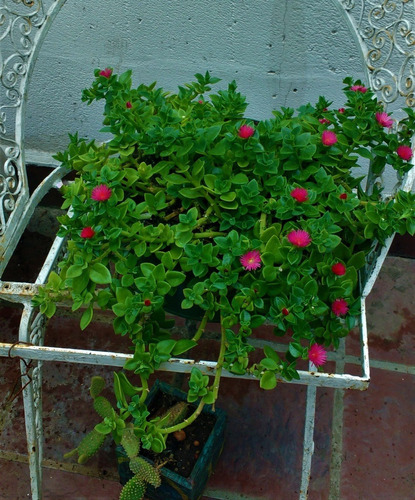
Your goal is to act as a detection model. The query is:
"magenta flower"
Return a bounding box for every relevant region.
[397,145,413,161]
[319,118,330,125]
[338,107,345,114]
[126,101,132,109]
[308,344,327,368]
[144,299,152,306]
[375,111,393,129]
[331,298,349,316]
[322,130,337,146]
[238,124,255,139]
[282,308,290,316]
[290,187,308,203]
[339,193,348,200]
[80,227,95,239]
[287,230,311,248]
[332,262,346,276]
[350,84,367,93]
[99,68,112,78]
[91,184,112,202]
[240,250,262,271]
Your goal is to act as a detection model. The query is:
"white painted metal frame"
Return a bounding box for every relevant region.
[0,1,414,499]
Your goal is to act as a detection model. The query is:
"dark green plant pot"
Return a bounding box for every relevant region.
[116,380,227,500]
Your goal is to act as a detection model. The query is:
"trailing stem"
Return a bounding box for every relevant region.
[191,310,209,342]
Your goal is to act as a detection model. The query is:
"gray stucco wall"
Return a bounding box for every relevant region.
[25,0,367,152]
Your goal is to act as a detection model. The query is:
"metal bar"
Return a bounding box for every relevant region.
[299,383,317,500]
[0,342,369,390]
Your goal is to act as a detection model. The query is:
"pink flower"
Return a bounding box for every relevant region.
[308,344,327,368]
[240,250,262,271]
[198,99,203,104]
[80,227,95,239]
[319,118,330,124]
[99,68,112,78]
[290,187,308,202]
[282,308,290,316]
[338,108,345,114]
[91,184,112,201]
[375,111,393,129]
[126,101,132,109]
[332,263,346,276]
[331,298,349,316]
[287,230,311,248]
[350,84,367,93]
[339,193,348,200]
[322,130,337,146]
[397,145,413,161]
[238,124,255,139]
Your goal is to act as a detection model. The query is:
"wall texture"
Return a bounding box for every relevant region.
[25,0,366,151]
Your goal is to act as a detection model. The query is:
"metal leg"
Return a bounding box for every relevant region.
[19,306,46,500]
[299,384,317,500]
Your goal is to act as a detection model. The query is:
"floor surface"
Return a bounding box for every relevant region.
[1,256,415,500]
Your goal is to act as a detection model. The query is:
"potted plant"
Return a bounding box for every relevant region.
[34,69,415,499]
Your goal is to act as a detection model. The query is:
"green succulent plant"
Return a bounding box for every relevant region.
[35,69,415,494]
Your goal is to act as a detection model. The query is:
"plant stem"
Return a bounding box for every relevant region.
[259,212,267,236]
[191,310,209,342]
[193,231,225,239]
[139,377,149,404]
[159,399,205,434]
[90,248,111,264]
[211,318,227,403]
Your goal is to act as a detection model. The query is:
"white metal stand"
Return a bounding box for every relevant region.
[0,1,414,499]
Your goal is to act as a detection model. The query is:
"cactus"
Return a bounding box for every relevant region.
[119,475,146,500]
[159,401,188,428]
[93,396,114,419]
[119,427,162,499]
[129,456,161,488]
[90,376,106,399]
[63,429,106,464]
[121,428,140,459]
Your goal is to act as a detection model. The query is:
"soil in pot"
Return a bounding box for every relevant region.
[142,390,217,478]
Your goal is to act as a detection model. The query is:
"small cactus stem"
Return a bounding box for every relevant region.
[159,399,205,435]
[191,310,209,342]
[211,317,227,402]
[138,377,149,404]
[259,211,267,236]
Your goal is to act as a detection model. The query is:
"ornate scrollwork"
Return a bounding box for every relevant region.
[0,0,47,232]
[29,310,46,347]
[339,0,415,110]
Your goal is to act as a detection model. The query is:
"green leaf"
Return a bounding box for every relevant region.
[172,339,197,355]
[260,371,277,390]
[261,358,278,370]
[165,270,186,287]
[66,264,84,279]
[89,263,112,284]
[80,304,94,330]
[347,251,366,270]
[263,345,280,363]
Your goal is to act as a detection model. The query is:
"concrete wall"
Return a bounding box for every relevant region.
[26,0,367,151]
